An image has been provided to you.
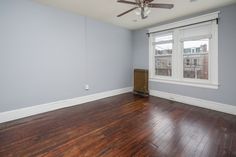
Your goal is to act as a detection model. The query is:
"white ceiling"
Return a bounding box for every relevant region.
[36,0,236,30]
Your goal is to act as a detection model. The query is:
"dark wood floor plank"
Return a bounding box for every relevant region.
[0,93,235,157]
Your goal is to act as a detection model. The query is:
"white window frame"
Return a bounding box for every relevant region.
[149,12,219,89]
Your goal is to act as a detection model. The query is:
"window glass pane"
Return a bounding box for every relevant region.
[155,34,173,43]
[183,39,209,80]
[183,39,209,54]
[154,34,173,77]
[155,43,172,55]
[155,56,172,76]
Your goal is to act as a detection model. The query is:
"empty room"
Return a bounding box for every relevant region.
[0,0,236,156]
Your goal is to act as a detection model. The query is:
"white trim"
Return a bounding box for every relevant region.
[211,19,219,85]
[0,87,132,124]
[148,11,220,33]
[150,90,236,115]
[149,79,219,89]
[149,32,155,79]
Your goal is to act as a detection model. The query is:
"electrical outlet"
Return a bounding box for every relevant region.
[85,84,89,90]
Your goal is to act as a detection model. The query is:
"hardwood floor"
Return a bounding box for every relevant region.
[0,93,236,157]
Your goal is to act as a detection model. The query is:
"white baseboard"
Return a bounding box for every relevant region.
[0,87,133,124]
[150,90,236,115]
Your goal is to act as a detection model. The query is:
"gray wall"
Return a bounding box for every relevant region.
[132,4,236,106]
[132,29,149,69]
[0,0,132,112]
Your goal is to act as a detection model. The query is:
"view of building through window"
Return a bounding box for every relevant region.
[183,39,209,80]
[154,37,209,79]
[154,34,173,76]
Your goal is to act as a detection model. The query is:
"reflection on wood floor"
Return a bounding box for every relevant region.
[0,93,235,157]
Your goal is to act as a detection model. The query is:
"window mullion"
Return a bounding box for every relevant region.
[172,29,181,80]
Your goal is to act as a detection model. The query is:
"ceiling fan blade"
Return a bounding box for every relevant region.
[144,0,154,3]
[117,0,138,5]
[148,3,174,9]
[117,7,138,17]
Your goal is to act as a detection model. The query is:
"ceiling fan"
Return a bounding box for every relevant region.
[117,0,174,19]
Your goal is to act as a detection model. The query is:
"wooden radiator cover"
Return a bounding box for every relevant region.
[133,69,149,95]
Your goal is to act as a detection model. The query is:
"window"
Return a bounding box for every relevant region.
[149,12,219,89]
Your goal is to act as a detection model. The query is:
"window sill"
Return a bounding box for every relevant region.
[149,78,219,89]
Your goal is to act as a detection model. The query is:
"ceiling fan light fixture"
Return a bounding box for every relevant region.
[134,7,151,18]
[134,8,141,15]
[144,7,151,16]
